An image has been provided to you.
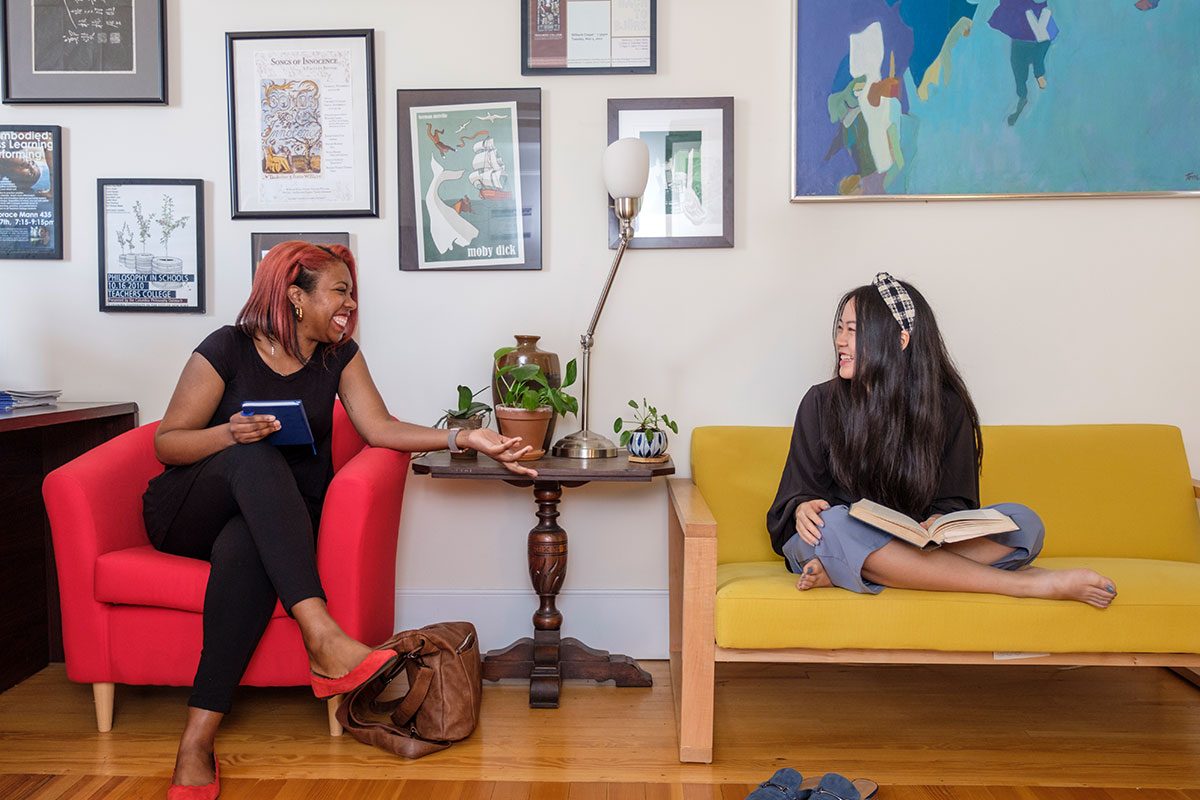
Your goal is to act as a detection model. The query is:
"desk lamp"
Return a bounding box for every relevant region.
[551,137,650,458]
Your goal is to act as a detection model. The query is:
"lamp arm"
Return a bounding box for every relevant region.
[584,233,630,341]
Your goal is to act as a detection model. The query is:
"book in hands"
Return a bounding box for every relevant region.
[848,498,1018,550]
[241,400,315,451]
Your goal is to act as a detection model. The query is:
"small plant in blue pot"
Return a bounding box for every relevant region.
[613,399,679,461]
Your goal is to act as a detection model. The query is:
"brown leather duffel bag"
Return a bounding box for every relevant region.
[335,621,482,758]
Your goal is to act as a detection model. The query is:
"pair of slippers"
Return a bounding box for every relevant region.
[745,768,879,800]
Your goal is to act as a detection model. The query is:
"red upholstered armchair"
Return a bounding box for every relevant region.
[42,400,410,734]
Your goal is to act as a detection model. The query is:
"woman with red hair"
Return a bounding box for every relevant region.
[144,241,533,797]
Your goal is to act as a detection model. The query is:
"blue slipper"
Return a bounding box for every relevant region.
[744,767,810,799]
[799,773,879,800]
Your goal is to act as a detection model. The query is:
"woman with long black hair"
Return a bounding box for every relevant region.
[767,273,1117,609]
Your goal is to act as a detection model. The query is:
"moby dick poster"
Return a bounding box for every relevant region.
[791,0,1200,200]
[398,88,542,271]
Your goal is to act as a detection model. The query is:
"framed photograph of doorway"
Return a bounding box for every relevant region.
[607,96,734,249]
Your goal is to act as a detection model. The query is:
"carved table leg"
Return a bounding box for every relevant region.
[482,481,566,707]
[481,479,653,707]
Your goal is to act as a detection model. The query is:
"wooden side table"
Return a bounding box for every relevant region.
[411,451,674,708]
[0,402,139,691]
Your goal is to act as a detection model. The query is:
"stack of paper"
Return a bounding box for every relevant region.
[0,389,63,410]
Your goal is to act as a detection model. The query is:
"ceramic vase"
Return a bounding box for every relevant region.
[493,335,561,452]
[627,430,668,460]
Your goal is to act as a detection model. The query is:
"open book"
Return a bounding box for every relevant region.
[848,498,1018,550]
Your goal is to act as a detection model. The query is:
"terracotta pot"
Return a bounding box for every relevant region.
[494,406,552,461]
[493,335,560,452]
[446,416,484,461]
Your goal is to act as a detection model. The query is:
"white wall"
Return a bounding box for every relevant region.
[3,1,1197,657]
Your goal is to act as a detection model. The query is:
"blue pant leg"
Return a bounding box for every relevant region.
[983,502,1045,569]
[781,505,894,594]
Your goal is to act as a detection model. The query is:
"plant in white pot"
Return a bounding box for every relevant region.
[613,398,678,462]
[151,193,189,281]
[493,346,578,461]
[132,201,154,273]
[434,385,492,460]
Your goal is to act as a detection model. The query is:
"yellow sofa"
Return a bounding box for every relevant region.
[667,424,1200,762]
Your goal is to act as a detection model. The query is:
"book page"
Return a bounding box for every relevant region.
[930,508,1018,541]
[848,500,932,547]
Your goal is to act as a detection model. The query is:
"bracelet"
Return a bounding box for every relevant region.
[447,427,465,453]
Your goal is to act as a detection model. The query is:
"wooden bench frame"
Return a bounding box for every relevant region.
[666,477,1200,764]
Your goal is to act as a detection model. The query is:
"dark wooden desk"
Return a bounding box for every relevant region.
[0,402,139,692]
[411,451,674,708]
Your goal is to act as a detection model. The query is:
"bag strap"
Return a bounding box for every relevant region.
[338,640,450,758]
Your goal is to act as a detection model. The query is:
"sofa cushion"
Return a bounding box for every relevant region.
[979,425,1200,561]
[95,545,286,617]
[692,424,1200,566]
[714,557,1200,653]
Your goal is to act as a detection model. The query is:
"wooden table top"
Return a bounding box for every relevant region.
[411,450,674,485]
[0,401,139,433]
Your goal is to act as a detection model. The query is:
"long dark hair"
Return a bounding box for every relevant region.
[825,279,981,518]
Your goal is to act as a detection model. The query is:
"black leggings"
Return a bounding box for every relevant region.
[145,443,326,713]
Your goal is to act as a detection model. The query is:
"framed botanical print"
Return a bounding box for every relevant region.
[97,178,204,312]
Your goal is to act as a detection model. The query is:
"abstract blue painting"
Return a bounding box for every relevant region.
[791,0,1200,200]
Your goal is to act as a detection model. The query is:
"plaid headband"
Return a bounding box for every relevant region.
[872,272,915,332]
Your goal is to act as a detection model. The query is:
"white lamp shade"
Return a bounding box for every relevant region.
[603,137,650,199]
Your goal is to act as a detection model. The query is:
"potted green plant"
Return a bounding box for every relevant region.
[151,193,189,282]
[435,385,492,461]
[613,398,678,461]
[493,346,578,461]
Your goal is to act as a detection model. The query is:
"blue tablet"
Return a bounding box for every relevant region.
[241,400,316,450]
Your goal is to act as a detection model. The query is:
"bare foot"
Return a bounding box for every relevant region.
[308,637,374,679]
[796,558,833,591]
[1028,568,1117,609]
[1037,76,1047,90]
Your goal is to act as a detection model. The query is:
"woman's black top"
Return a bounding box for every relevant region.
[765,379,980,557]
[143,326,360,535]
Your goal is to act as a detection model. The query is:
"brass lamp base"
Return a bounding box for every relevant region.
[551,429,618,458]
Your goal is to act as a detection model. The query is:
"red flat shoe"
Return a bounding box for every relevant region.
[310,648,399,699]
[168,753,219,800]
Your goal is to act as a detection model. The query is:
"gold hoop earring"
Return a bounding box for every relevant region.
[293,305,303,322]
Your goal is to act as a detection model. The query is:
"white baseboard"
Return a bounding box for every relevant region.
[394,589,669,659]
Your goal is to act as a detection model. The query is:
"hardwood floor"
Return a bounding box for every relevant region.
[1,661,1198,798]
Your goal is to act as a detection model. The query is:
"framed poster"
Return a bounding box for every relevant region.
[521,0,655,75]
[97,178,204,313]
[397,87,541,271]
[607,96,734,249]
[791,0,1200,201]
[250,230,349,275]
[226,29,378,218]
[0,124,62,259]
[1,0,167,104]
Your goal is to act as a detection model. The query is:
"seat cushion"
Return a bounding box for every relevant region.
[714,557,1200,653]
[95,545,286,617]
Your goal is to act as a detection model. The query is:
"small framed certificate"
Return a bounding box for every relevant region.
[521,0,655,75]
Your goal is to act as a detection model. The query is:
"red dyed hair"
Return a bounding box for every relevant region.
[236,240,359,362]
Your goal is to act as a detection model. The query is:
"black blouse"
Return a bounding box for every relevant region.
[765,379,980,557]
[143,326,360,538]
